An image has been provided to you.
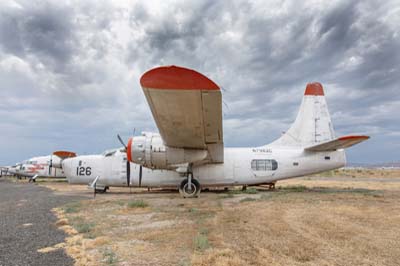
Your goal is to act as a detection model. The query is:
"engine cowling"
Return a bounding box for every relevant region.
[127,132,207,169]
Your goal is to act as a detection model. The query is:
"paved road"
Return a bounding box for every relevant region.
[0,179,83,266]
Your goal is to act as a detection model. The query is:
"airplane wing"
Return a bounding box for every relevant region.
[305,135,370,152]
[140,65,224,163]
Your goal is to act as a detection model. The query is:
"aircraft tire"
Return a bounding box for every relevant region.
[179,178,201,198]
[95,187,107,193]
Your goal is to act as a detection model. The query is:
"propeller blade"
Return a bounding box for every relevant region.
[117,134,127,150]
[139,165,142,187]
[127,160,130,187]
[48,155,52,175]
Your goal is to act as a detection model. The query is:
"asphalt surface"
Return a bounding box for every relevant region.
[0,179,83,266]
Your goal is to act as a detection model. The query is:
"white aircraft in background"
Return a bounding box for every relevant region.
[55,66,369,197]
[7,152,74,179]
[0,166,10,177]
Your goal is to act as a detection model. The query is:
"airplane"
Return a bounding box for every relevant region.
[0,166,10,177]
[56,65,369,197]
[7,153,72,179]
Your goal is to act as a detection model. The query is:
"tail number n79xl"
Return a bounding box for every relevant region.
[76,167,91,176]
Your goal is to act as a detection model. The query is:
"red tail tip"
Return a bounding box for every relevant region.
[304,82,324,96]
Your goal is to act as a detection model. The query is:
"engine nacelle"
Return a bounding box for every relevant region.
[127,132,207,169]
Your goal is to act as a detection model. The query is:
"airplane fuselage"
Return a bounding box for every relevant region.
[63,147,345,188]
[8,156,66,178]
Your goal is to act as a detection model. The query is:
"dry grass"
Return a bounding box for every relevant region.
[47,169,400,266]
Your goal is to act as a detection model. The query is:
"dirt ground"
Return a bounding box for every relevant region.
[39,169,400,266]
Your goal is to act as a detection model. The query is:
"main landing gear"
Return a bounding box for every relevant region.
[95,186,109,193]
[179,172,201,198]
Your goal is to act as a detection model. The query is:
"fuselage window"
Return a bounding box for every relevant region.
[324,156,330,160]
[251,159,278,171]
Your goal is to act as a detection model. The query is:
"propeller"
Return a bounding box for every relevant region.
[127,158,131,187]
[117,133,143,188]
[139,164,142,187]
[48,155,52,176]
[117,134,127,150]
[117,134,132,187]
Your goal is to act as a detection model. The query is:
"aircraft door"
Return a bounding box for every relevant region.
[233,159,251,183]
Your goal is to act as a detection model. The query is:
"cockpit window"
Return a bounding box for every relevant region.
[104,150,117,157]
[102,147,125,157]
[251,159,278,171]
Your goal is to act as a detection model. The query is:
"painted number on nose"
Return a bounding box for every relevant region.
[76,167,92,176]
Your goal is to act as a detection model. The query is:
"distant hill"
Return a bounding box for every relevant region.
[347,162,400,169]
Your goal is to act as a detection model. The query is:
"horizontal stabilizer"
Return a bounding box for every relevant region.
[53,151,77,159]
[305,135,370,152]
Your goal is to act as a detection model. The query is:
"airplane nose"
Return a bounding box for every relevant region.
[62,158,74,182]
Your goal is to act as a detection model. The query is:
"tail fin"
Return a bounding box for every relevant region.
[272,82,335,147]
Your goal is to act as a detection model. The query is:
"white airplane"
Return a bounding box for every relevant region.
[0,166,10,177]
[57,65,369,197]
[7,152,73,179]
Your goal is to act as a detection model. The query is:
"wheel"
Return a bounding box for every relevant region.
[179,178,201,198]
[95,187,107,193]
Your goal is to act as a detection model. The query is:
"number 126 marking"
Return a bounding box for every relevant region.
[76,166,92,176]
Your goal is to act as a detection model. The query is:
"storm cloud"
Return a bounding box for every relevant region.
[0,0,399,165]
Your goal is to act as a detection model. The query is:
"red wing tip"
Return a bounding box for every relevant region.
[305,82,324,96]
[140,65,220,90]
[338,135,370,141]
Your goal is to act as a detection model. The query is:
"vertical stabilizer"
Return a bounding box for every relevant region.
[271,83,335,147]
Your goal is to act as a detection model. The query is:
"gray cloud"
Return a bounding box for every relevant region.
[0,2,77,72]
[0,0,399,165]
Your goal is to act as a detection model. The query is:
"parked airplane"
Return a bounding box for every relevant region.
[7,153,73,179]
[0,166,10,177]
[57,66,369,197]
[55,148,186,193]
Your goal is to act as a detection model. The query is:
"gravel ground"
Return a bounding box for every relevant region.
[0,179,84,266]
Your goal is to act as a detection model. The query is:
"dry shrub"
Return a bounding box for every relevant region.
[192,248,246,266]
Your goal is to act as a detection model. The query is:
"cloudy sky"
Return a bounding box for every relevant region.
[0,0,399,165]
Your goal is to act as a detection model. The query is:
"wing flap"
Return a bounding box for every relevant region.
[305,135,370,152]
[202,91,223,144]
